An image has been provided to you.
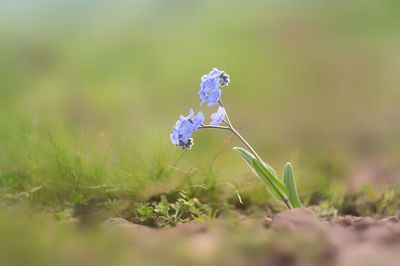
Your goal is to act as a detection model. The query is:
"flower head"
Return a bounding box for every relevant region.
[210,107,226,126]
[170,108,204,149]
[199,68,230,107]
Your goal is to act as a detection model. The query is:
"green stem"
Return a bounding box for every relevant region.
[229,126,292,209]
[199,125,230,130]
[218,100,263,162]
[199,100,292,209]
[228,126,263,163]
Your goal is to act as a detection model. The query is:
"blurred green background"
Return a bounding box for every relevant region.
[1,1,400,265]
[1,0,400,202]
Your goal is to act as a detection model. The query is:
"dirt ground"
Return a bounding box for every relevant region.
[105,208,400,266]
[267,209,400,266]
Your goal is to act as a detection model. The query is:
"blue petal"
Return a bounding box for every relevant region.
[210,107,225,126]
[170,133,179,145]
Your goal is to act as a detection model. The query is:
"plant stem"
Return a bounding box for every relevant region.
[229,126,292,209]
[199,125,230,130]
[200,123,262,163]
[228,126,262,162]
[217,100,263,162]
[200,100,292,210]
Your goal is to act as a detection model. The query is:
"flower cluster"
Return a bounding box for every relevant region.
[170,68,230,149]
[199,68,230,107]
[170,109,204,150]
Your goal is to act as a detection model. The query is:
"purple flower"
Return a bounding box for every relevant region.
[199,68,230,107]
[210,107,226,126]
[170,108,204,149]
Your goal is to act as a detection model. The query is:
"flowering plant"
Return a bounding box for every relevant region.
[170,68,302,209]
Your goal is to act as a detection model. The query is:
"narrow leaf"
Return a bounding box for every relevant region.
[233,147,254,168]
[234,146,289,205]
[233,147,277,177]
[283,162,303,208]
[251,159,289,202]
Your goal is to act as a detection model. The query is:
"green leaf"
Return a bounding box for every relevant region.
[251,159,289,202]
[233,147,289,203]
[233,147,254,168]
[233,147,278,177]
[283,162,303,208]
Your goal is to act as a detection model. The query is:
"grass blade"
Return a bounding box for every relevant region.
[283,162,303,208]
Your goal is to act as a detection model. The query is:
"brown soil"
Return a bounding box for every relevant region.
[267,208,400,266]
[106,209,400,266]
